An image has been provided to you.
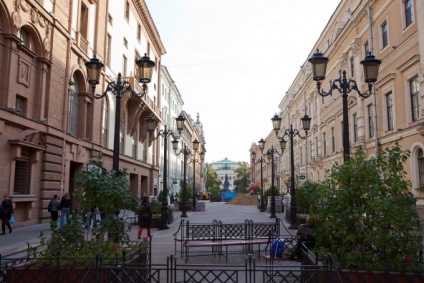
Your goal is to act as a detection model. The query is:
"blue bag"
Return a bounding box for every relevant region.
[9,216,15,225]
[270,238,284,258]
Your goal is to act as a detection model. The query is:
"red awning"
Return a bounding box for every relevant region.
[247,185,260,191]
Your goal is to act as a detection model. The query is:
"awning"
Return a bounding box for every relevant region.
[247,185,260,191]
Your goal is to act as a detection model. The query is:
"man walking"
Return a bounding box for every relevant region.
[47,195,60,229]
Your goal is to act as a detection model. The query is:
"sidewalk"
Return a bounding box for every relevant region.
[0,201,296,264]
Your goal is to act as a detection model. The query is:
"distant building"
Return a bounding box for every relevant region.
[211,158,239,191]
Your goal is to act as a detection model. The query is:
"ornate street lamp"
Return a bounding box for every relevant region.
[308,51,381,162]
[175,140,203,217]
[258,138,285,218]
[146,113,185,229]
[251,151,266,212]
[85,54,155,172]
[272,113,311,229]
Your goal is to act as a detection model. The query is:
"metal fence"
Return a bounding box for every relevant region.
[2,241,424,283]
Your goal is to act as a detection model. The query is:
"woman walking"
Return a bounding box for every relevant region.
[1,194,13,234]
[60,193,71,227]
[137,196,152,240]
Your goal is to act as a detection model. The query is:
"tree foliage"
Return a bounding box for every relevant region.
[41,156,142,263]
[310,145,422,269]
[205,163,221,191]
[233,161,250,193]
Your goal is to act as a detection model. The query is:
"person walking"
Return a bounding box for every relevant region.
[137,196,152,240]
[1,193,13,234]
[47,195,60,229]
[59,193,71,227]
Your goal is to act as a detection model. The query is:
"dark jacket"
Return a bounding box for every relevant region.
[138,201,152,228]
[1,199,13,217]
[48,198,60,212]
[60,198,71,209]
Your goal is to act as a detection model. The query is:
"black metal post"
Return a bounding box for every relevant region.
[192,158,196,211]
[160,125,169,229]
[259,158,265,212]
[341,71,350,162]
[289,125,297,229]
[181,145,188,218]
[112,74,123,173]
[270,146,276,219]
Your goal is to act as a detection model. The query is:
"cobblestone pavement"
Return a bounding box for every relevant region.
[0,200,296,266]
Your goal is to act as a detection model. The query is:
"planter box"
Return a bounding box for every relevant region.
[321,270,424,283]
[6,253,147,283]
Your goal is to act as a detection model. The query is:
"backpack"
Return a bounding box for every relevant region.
[270,238,285,258]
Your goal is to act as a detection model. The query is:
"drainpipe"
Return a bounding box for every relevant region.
[59,0,74,196]
[367,7,379,156]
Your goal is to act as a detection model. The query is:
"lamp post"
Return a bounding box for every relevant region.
[250,151,266,212]
[308,51,381,162]
[176,144,190,218]
[190,144,205,212]
[258,138,285,218]
[272,113,311,229]
[146,114,186,229]
[85,54,155,173]
[175,140,203,217]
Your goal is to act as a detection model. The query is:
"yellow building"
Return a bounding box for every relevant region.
[252,0,424,215]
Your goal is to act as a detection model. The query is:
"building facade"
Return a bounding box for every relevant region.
[251,0,424,215]
[0,0,205,227]
[211,158,239,191]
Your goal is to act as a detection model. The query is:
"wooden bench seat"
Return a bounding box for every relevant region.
[184,238,270,263]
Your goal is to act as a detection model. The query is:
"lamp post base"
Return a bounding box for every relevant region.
[159,204,169,230]
[260,198,265,212]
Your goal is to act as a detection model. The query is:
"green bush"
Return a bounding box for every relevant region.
[310,145,422,269]
[263,186,280,205]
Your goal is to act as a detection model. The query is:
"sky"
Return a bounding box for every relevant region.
[145,0,341,163]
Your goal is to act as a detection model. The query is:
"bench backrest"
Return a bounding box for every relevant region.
[176,219,281,241]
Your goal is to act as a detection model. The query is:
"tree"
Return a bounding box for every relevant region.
[233,161,250,193]
[205,163,221,192]
[310,145,422,269]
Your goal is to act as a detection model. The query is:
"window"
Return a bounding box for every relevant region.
[381,21,389,49]
[386,92,394,131]
[79,2,89,39]
[125,1,130,20]
[19,27,34,51]
[137,24,141,41]
[315,137,318,158]
[69,79,79,136]
[322,132,326,156]
[364,41,369,56]
[101,98,109,147]
[14,158,31,195]
[122,55,127,77]
[350,57,355,77]
[331,127,335,153]
[35,0,53,13]
[419,149,424,189]
[16,95,27,116]
[353,113,358,142]
[368,104,374,138]
[404,0,413,28]
[310,140,313,160]
[106,34,112,67]
[410,76,420,122]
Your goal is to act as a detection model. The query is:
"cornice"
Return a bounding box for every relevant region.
[134,0,166,56]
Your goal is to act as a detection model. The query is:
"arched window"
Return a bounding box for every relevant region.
[69,75,79,136]
[102,97,109,147]
[418,149,424,189]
